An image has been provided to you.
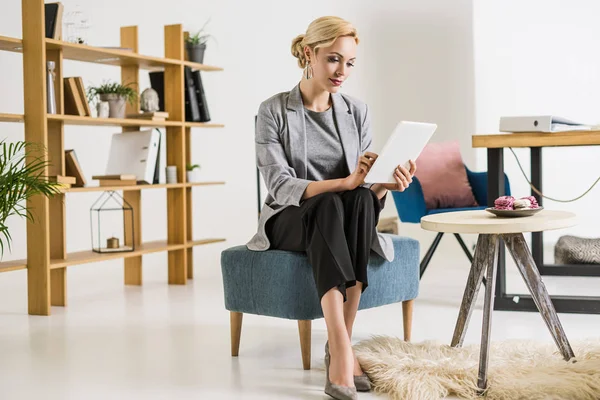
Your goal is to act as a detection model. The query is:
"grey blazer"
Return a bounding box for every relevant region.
[246,84,395,262]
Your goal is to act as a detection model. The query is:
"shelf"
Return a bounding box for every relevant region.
[46,39,182,70]
[51,240,187,269]
[0,36,224,72]
[0,259,27,273]
[188,238,226,247]
[185,122,225,129]
[50,238,225,269]
[65,181,225,193]
[0,35,22,53]
[0,113,24,123]
[182,60,224,72]
[47,114,183,127]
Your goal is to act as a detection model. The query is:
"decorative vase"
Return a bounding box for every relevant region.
[100,93,126,118]
[96,101,109,118]
[186,169,200,183]
[186,43,206,64]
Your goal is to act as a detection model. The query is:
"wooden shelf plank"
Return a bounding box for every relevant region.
[182,60,224,72]
[187,238,226,247]
[185,122,225,129]
[50,240,186,269]
[46,38,181,70]
[66,183,184,192]
[65,181,224,193]
[472,131,600,148]
[0,113,24,123]
[47,114,182,127]
[188,181,226,187]
[0,259,27,273]
[0,35,23,53]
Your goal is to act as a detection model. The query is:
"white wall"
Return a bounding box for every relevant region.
[473,0,600,244]
[0,0,476,278]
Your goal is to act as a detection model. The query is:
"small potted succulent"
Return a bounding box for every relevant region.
[87,81,137,119]
[186,163,201,183]
[186,19,214,64]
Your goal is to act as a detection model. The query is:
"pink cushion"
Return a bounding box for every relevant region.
[414,142,478,209]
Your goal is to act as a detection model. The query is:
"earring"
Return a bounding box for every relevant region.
[304,63,313,80]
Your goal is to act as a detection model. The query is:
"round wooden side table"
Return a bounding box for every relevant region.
[421,209,578,391]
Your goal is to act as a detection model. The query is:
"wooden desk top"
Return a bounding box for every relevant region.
[421,210,577,234]
[472,130,600,148]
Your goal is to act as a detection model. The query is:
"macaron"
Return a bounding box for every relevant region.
[494,195,515,210]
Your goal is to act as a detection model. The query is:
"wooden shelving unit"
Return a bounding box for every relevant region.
[0,0,226,315]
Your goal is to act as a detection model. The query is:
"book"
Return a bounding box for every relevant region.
[64,77,86,116]
[191,70,211,122]
[184,67,201,122]
[74,77,91,116]
[98,179,137,187]
[92,174,137,181]
[44,3,63,40]
[104,130,160,184]
[49,175,76,184]
[126,111,169,120]
[149,71,165,111]
[64,149,86,187]
[150,70,201,122]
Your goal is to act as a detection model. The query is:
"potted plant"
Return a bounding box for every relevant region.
[0,140,62,257]
[87,81,137,119]
[186,163,201,183]
[186,19,214,64]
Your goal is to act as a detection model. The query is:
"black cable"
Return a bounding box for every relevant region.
[508,147,600,203]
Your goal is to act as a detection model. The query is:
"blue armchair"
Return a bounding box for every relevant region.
[391,166,511,278]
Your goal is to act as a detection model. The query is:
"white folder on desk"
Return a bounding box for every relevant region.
[499,115,591,133]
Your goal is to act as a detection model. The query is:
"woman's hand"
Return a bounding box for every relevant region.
[379,160,417,192]
[343,152,378,190]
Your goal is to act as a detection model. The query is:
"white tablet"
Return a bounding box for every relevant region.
[364,121,437,184]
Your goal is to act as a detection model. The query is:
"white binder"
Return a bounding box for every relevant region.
[105,129,160,184]
[499,115,590,133]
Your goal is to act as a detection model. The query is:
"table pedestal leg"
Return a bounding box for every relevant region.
[477,235,500,392]
[502,233,575,361]
[451,234,498,347]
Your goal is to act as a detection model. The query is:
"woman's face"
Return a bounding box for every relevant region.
[305,36,357,93]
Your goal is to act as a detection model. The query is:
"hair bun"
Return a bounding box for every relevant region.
[291,34,307,68]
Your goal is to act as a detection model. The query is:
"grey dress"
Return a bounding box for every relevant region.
[246,83,394,262]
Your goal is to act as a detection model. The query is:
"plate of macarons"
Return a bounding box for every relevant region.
[485,196,544,218]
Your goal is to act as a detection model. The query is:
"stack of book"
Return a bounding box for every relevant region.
[64,77,91,116]
[126,111,169,122]
[49,175,76,190]
[149,67,210,123]
[92,174,137,186]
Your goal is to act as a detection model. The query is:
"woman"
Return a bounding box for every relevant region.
[247,16,416,400]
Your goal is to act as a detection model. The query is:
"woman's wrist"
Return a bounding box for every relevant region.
[370,183,389,199]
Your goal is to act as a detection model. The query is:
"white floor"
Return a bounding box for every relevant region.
[1,236,599,400]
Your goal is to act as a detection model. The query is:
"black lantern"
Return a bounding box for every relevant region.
[90,191,135,253]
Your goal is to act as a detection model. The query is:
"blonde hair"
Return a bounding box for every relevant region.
[291,16,359,69]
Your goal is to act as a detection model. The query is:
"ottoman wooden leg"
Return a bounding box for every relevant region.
[230,312,243,357]
[402,299,414,342]
[452,234,497,348]
[503,233,575,361]
[298,320,312,370]
[477,234,500,392]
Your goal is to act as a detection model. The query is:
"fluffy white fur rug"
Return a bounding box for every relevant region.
[353,336,600,400]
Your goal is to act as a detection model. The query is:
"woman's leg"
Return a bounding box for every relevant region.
[339,187,381,375]
[267,192,357,387]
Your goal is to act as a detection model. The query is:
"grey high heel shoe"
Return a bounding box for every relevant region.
[326,341,372,392]
[324,349,358,400]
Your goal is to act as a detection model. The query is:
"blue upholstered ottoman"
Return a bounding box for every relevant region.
[221,235,420,369]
